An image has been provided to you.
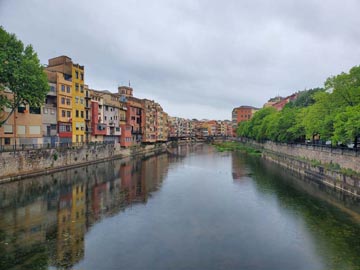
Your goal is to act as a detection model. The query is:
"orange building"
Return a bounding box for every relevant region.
[232,105,259,135]
[0,88,43,147]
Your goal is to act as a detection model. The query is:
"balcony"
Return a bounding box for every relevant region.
[132,127,142,134]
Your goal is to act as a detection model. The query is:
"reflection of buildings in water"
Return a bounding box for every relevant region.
[121,159,147,204]
[0,199,48,268]
[55,183,86,269]
[0,153,172,269]
[231,152,248,181]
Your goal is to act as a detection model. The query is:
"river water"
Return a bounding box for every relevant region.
[1,144,360,270]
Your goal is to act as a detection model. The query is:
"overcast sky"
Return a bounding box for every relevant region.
[1,0,360,120]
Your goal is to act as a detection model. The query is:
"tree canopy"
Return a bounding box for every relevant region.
[0,26,48,126]
[236,66,360,148]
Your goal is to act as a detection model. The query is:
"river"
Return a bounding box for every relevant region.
[0,144,360,270]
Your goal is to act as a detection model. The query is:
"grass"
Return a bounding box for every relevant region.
[213,141,262,156]
[298,156,360,178]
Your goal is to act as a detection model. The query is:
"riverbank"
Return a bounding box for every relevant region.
[215,140,360,198]
[0,142,170,184]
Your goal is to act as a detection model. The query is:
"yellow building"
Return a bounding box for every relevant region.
[47,56,85,143]
[56,183,86,268]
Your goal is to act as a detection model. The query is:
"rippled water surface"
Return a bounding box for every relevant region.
[1,144,360,270]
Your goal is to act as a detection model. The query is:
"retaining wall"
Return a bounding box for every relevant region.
[0,143,168,183]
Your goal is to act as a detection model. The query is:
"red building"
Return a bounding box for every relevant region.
[272,94,298,111]
[232,105,259,136]
[91,101,106,139]
[120,124,132,147]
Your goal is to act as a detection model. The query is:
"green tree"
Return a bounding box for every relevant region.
[325,66,360,107]
[291,88,324,108]
[332,105,360,148]
[302,91,336,141]
[0,26,48,126]
[276,105,305,142]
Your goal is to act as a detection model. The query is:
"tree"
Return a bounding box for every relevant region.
[0,26,48,126]
[302,91,336,142]
[291,88,324,108]
[325,66,360,108]
[332,105,360,148]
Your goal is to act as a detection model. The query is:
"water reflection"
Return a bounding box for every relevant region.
[0,153,175,270]
[1,146,360,270]
[232,152,360,270]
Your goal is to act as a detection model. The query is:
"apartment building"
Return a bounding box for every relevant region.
[90,90,106,142]
[232,105,259,135]
[46,56,85,143]
[0,88,43,146]
[42,82,58,146]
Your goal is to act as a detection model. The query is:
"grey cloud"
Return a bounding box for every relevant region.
[1,0,360,120]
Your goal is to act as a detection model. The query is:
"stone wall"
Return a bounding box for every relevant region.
[239,139,360,197]
[262,151,360,197]
[0,143,168,183]
[245,140,360,172]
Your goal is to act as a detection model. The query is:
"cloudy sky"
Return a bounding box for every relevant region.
[1,0,360,120]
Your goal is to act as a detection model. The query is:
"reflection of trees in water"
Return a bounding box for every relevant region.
[0,153,173,270]
[243,155,360,270]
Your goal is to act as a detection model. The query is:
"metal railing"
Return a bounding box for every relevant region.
[235,137,359,155]
[0,141,115,153]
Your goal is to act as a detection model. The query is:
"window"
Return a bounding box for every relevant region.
[66,99,71,106]
[43,108,48,114]
[50,109,55,115]
[50,86,55,92]
[16,125,25,135]
[18,106,26,113]
[4,138,10,145]
[66,86,71,93]
[62,110,66,117]
[80,98,84,105]
[104,116,107,121]
[75,71,79,79]
[29,126,41,134]
[76,110,79,118]
[80,85,84,93]
[81,111,84,118]
[75,97,79,104]
[61,97,65,104]
[75,83,79,91]
[105,106,108,111]
[29,107,41,114]
[67,111,71,118]
[59,124,71,132]
[4,125,13,134]
[61,85,65,92]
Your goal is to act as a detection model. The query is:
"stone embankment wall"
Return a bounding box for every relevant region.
[262,151,360,197]
[240,139,360,197]
[0,143,168,183]
[262,142,360,172]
